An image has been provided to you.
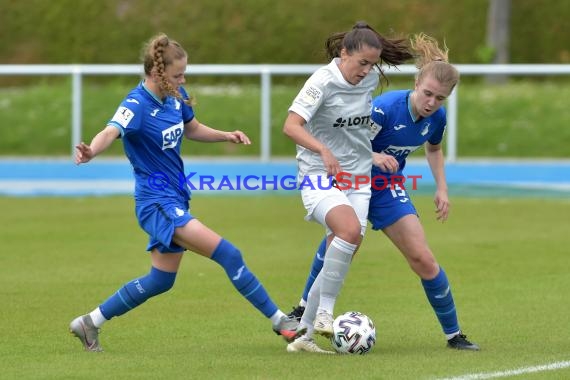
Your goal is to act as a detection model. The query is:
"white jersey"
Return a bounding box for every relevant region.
[289,58,377,187]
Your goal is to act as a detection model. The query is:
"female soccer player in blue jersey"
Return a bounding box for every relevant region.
[289,34,479,351]
[69,33,303,352]
[283,22,414,353]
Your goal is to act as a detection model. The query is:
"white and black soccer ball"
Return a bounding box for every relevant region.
[330,311,376,355]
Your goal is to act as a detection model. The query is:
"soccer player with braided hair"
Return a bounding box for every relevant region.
[289,33,480,351]
[69,33,304,351]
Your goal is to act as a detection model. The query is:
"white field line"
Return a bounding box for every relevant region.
[437,360,570,380]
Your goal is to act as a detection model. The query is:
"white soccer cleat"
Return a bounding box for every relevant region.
[272,315,307,342]
[286,336,335,354]
[314,311,334,338]
[69,314,103,352]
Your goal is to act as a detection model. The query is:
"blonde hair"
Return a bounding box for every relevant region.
[141,33,192,105]
[411,33,459,90]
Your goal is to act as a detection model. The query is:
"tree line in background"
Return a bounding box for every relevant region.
[0,0,568,66]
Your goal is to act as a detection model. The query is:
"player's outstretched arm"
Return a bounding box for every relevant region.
[75,125,120,164]
[183,118,251,144]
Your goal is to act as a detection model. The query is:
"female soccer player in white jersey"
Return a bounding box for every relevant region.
[283,22,414,353]
[69,33,303,352]
[289,34,479,351]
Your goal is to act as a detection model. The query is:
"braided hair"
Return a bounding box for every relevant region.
[142,33,192,105]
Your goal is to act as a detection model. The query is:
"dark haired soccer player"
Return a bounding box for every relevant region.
[283,21,414,353]
[289,34,479,351]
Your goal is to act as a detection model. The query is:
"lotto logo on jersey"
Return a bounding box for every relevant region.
[111,106,135,128]
[332,115,371,128]
[162,122,184,150]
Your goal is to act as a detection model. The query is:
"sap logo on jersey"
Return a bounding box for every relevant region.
[384,144,421,157]
[162,122,184,150]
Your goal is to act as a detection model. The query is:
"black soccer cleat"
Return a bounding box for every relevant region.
[287,305,305,322]
[447,332,480,351]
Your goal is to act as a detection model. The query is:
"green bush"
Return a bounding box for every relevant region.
[0,0,568,65]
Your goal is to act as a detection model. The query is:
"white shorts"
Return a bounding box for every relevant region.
[301,175,371,236]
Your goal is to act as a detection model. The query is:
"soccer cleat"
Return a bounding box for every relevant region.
[272,315,307,343]
[287,305,305,322]
[447,332,480,351]
[287,336,335,354]
[69,315,103,352]
[314,311,334,338]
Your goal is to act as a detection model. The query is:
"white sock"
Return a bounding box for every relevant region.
[300,274,322,339]
[319,237,356,313]
[446,330,461,340]
[299,299,307,307]
[270,310,286,325]
[300,321,314,339]
[89,307,108,328]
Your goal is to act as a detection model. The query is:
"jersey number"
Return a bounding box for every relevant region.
[389,184,409,203]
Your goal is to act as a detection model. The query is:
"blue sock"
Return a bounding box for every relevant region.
[301,237,327,303]
[211,239,277,318]
[99,266,177,320]
[421,266,460,335]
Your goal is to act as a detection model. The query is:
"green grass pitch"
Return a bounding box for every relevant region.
[0,195,569,379]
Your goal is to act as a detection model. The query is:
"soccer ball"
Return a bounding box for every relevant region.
[330,311,376,355]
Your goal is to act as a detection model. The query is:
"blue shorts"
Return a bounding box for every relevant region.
[135,199,194,253]
[368,184,418,231]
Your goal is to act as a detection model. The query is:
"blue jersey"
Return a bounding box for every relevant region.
[370,90,446,179]
[367,90,446,230]
[108,82,195,201]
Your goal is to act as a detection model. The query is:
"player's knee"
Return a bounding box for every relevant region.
[153,276,176,294]
[148,267,177,295]
[336,225,362,244]
[408,251,438,277]
[211,239,245,271]
[224,244,244,267]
